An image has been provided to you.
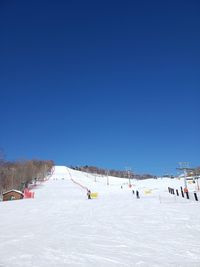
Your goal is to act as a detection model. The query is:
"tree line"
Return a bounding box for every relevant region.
[0,153,54,195]
[70,165,157,180]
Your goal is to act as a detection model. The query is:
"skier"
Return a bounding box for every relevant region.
[136,190,140,199]
[87,190,91,199]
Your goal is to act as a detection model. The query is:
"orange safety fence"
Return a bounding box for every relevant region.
[24,188,35,199]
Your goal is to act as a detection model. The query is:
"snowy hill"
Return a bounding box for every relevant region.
[0,166,200,266]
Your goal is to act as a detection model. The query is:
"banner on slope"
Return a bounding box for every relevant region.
[90,192,98,199]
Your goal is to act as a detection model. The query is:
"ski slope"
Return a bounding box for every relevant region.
[0,166,200,267]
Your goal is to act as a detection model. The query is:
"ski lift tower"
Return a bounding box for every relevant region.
[177,162,190,189]
[194,169,200,191]
[186,167,200,191]
[125,167,132,186]
[105,169,110,185]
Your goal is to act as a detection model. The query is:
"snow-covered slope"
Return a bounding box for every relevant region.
[0,166,200,267]
[50,166,70,180]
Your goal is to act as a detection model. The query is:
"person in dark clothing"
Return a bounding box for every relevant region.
[87,190,91,199]
[132,190,135,194]
[136,190,140,199]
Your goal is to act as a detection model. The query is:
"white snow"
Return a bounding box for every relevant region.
[0,166,200,267]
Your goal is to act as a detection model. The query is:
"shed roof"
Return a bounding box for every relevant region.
[3,190,24,196]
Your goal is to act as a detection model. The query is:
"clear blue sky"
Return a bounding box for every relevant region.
[0,0,200,175]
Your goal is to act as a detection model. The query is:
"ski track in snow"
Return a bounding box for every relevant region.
[0,166,200,267]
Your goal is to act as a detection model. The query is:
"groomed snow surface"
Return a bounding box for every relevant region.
[0,166,200,267]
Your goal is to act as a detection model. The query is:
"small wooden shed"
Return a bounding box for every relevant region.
[3,190,24,201]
